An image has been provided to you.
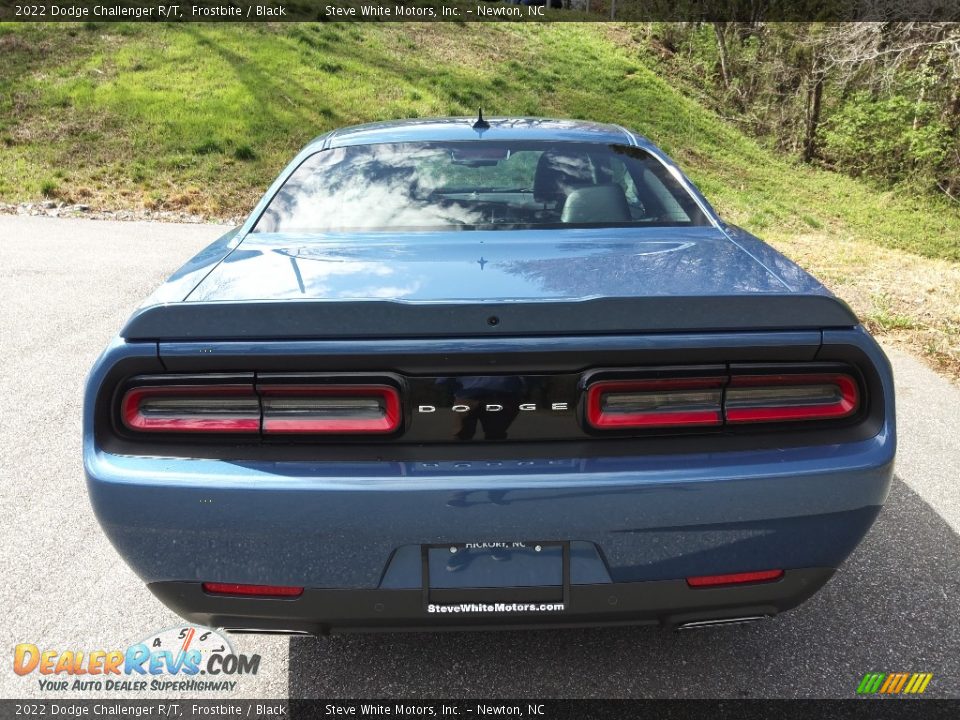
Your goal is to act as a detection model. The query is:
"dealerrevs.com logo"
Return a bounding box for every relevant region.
[13,626,260,693]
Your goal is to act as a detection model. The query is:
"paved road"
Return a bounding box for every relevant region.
[1,215,957,700]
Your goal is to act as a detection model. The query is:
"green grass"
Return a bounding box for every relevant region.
[866,293,921,331]
[0,22,958,262]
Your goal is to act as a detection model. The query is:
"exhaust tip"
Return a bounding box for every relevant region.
[675,615,769,630]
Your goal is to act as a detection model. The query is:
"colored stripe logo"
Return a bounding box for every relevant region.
[857,673,932,694]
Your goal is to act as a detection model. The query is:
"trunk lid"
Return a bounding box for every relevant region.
[188,227,796,302]
[123,228,857,340]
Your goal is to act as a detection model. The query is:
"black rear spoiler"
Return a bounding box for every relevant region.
[120,296,858,341]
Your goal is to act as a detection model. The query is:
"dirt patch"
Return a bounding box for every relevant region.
[769,232,960,381]
[0,33,45,55]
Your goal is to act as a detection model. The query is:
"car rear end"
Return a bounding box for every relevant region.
[85,321,894,633]
[84,122,895,633]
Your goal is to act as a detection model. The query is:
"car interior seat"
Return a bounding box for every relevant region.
[560,185,631,224]
[532,152,597,209]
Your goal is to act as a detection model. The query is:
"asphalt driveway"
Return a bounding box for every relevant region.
[1,215,957,699]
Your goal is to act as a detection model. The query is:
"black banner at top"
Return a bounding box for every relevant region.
[2,0,960,22]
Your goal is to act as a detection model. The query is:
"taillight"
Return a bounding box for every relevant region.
[725,373,859,424]
[687,569,784,588]
[586,378,724,429]
[202,582,303,598]
[260,385,401,434]
[585,371,861,430]
[120,385,260,433]
[120,379,402,436]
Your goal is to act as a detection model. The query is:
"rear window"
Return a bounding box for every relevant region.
[253,141,709,233]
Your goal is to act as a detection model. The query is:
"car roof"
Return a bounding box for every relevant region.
[309,117,647,150]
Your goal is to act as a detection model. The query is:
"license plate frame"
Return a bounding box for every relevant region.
[421,540,570,608]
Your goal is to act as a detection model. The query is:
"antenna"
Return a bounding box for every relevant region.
[472,108,490,131]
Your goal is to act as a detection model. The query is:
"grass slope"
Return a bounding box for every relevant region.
[1,21,958,372]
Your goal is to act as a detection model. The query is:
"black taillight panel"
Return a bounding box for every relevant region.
[107,362,874,455]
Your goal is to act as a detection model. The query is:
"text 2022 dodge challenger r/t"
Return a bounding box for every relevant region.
[84,117,895,634]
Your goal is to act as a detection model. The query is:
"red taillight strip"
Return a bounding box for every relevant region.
[585,372,860,430]
[260,384,401,435]
[120,385,260,433]
[586,378,724,429]
[687,569,784,588]
[724,373,859,424]
[202,582,304,598]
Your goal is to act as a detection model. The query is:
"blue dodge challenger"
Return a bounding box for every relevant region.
[84,117,895,633]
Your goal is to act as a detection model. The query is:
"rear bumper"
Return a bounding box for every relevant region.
[150,568,835,633]
[86,432,893,625]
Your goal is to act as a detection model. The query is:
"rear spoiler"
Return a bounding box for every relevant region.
[121,296,858,341]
